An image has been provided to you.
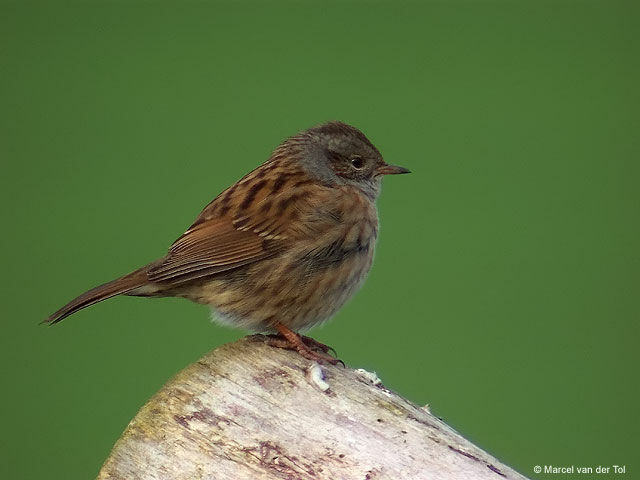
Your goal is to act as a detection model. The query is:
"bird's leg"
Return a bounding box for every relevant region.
[263,322,341,365]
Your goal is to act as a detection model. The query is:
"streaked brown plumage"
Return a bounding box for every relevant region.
[45,121,409,363]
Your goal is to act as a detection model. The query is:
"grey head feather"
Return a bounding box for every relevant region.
[296,121,385,200]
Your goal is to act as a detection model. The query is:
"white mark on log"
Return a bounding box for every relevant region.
[355,368,382,386]
[307,362,330,391]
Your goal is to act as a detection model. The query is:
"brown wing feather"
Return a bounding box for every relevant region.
[147,219,278,284]
[147,164,341,286]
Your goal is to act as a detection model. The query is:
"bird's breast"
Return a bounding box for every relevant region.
[266,204,378,330]
[197,189,380,332]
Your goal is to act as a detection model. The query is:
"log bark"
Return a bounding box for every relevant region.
[97,336,528,480]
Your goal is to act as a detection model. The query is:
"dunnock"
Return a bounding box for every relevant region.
[45,121,409,363]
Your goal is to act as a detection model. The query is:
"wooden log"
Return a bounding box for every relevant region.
[98,336,528,480]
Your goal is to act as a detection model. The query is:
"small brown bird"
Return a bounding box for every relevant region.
[45,121,409,363]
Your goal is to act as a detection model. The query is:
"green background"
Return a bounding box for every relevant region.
[1,1,638,478]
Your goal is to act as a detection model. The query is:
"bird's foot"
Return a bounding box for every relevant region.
[257,323,342,366]
[299,334,338,357]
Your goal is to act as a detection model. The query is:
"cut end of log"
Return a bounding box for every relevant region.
[97,336,528,480]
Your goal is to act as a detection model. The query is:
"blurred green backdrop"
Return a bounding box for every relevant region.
[1,1,638,478]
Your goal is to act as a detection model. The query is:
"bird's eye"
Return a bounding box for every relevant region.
[351,156,365,169]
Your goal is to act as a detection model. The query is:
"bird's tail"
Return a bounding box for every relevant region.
[43,266,150,325]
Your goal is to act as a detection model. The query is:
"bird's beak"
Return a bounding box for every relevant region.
[376,163,411,176]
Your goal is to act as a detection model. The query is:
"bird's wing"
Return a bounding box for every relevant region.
[147,218,278,284]
[147,179,341,285]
